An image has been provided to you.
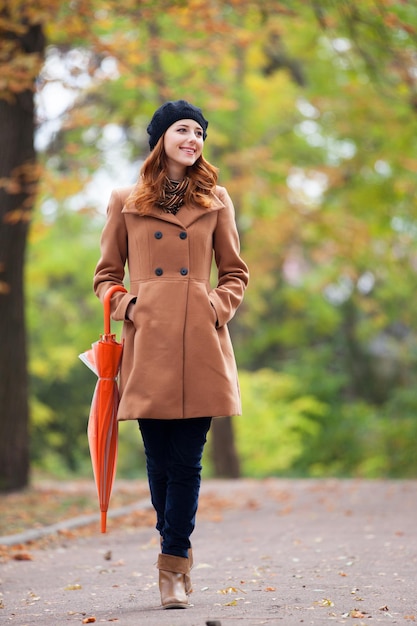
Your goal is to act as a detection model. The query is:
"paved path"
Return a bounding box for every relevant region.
[1,479,417,625]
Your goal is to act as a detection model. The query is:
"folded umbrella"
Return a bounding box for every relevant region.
[79,284,127,533]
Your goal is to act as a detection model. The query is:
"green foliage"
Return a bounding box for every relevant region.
[236,369,326,476]
[235,368,417,479]
[305,391,417,479]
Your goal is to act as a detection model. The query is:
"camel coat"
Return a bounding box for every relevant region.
[93,184,249,421]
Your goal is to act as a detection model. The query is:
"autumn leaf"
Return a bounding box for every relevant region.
[82,618,96,624]
[12,552,33,561]
[315,598,334,607]
[27,591,40,601]
[218,586,246,594]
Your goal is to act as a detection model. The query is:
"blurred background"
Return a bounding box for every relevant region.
[2,0,417,493]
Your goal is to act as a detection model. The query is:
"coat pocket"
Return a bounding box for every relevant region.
[208,298,219,328]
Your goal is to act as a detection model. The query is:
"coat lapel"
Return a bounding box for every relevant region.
[122,190,225,228]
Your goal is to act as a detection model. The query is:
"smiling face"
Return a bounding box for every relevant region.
[163,119,204,180]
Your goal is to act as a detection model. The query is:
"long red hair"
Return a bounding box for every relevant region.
[128,136,218,214]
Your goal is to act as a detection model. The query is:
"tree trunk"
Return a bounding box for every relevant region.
[210,416,240,478]
[0,19,45,491]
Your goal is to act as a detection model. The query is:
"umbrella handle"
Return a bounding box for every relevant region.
[104,285,127,334]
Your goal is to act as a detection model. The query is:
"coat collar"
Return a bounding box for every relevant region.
[122,189,225,228]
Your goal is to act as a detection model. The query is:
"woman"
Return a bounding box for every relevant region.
[93,100,249,609]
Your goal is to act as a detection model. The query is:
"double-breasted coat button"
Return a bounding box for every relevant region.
[154,231,163,239]
[180,267,188,276]
[179,231,187,239]
[155,267,163,276]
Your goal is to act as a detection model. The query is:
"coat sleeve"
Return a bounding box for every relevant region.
[209,186,249,328]
[93,189,136,321]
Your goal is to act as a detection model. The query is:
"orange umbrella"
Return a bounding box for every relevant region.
[79,284,127,533]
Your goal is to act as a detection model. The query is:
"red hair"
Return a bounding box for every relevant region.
[129,136,218,214]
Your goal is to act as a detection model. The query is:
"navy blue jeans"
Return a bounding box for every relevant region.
[138,417,212,558]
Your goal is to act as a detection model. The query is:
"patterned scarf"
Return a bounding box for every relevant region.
[157,177,189,215]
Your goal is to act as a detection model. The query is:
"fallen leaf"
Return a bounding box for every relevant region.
[315,598,334,607]
[82,618,96,624]
[379,605,389,612]
[264,586,276,591]
[64,584,82,591]
[13,552,33,561]
[350,609,367,618]
[218,586,245,594]
[57,529,75,539]
[27,592,40,602]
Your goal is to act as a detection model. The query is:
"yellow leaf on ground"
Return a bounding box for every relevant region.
[218,586,246,594]
[315,598,334,607]
[218,586,238,594]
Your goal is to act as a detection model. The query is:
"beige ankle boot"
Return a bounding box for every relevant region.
[159,537,193,595]
[157,553,190,609]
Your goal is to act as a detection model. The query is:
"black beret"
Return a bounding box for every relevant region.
[147,100,208,150]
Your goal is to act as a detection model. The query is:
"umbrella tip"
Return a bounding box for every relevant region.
[101,511,107,533]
